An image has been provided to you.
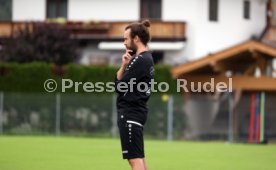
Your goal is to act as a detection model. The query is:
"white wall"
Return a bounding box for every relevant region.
[193,0,267,60]
[12,0,140,21]
[163,0,267,64]
[162,0,198,64]
[69,0,140,21]
[13,0,46,21]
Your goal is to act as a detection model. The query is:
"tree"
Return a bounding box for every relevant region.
[0,23,79,66]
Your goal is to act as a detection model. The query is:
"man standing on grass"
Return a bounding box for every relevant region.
[114,20,154,170]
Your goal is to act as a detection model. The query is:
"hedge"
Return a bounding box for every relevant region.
[0,62,178,94]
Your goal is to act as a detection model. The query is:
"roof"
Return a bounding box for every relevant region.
[171,40,276,78]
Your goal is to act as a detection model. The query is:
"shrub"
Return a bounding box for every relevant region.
[0,62,177,94]
[0,23,79,65]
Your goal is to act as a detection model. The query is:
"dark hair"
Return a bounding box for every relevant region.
[125,20,151,46]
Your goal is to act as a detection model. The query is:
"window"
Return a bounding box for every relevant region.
[209,0,219,22]
[140,0,162,19]
[0,0,12,21]
[46,0,68,19]
[244,0,250,20]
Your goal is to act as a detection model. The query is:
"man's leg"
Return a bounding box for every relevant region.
[143,158,148,170]
[124,121,146,169]
[128,158,145,170]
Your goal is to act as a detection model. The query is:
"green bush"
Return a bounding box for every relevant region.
[0,62,177,94]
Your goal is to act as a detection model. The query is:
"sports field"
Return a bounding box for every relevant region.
[0,136,275,170]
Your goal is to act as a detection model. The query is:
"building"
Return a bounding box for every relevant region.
[171,1,276,141]
[0,0,272,65]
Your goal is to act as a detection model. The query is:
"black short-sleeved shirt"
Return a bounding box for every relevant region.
[114,51,154,125]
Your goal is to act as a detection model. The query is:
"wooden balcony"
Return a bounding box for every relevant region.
[0,21,186,41]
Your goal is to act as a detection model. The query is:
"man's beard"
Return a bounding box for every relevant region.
[128,40,137,56]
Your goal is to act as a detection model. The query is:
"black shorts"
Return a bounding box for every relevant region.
[117,114,145,159]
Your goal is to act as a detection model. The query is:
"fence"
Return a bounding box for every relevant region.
[0,92,183,140]
[0,92,276,142]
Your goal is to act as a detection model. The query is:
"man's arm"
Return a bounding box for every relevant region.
[116,65,127,80]
[117,50,132,80]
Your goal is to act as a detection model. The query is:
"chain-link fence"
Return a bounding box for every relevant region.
[0,92,276,142]
[0,92,184,140]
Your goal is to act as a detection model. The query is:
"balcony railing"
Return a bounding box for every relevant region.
[0,21,186,41]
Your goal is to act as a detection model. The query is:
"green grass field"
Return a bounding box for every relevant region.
[0,136,275,170]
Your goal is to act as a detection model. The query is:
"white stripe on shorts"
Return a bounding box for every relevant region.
[126,120,143,127]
